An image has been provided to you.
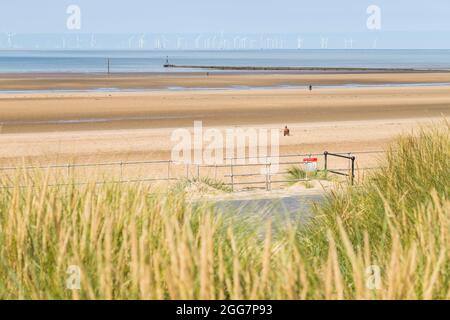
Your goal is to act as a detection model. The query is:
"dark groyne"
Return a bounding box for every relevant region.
[163,64,442,73]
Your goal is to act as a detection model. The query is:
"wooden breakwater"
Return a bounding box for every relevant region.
[163,64,435,73]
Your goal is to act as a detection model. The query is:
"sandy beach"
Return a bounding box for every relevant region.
[0,72,449,167]
[1,71,450,91]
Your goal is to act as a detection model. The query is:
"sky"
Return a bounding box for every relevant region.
[0,1,449,49]
[0,0,449,33]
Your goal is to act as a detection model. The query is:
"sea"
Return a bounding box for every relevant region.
[0,49,450,73]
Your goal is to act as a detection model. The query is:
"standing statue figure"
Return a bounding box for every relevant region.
[164,56,170,68]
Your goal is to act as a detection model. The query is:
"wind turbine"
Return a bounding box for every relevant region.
[128,35,135,49]
[7,33,15,48]
[90,34,96,48]
[345,38,354,49]
[195,35,203,49]
[138,34,146,49]
[160,35,168,49]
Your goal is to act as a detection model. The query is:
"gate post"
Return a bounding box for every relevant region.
[324,151,329,177]
[351,156,356,185]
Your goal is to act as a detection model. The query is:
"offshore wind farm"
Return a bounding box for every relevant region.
[0,0,449,302]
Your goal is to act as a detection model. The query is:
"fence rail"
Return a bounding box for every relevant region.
[0,150,386,191]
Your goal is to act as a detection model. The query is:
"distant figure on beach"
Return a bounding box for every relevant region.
[284,126,290,137]
[164,56,170,68]
[309,85,313,91]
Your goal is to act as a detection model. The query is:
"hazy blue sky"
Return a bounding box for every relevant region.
[0,0,449,33]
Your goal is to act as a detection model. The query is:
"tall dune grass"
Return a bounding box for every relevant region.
[0,125,448,300]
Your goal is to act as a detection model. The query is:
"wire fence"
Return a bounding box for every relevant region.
[0,150,386,191]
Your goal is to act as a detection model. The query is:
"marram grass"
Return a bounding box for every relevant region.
[0,125,448,300]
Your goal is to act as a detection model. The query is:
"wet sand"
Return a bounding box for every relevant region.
[0,86,449,134]
[0,72,449,166]
[1,71,450,91]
